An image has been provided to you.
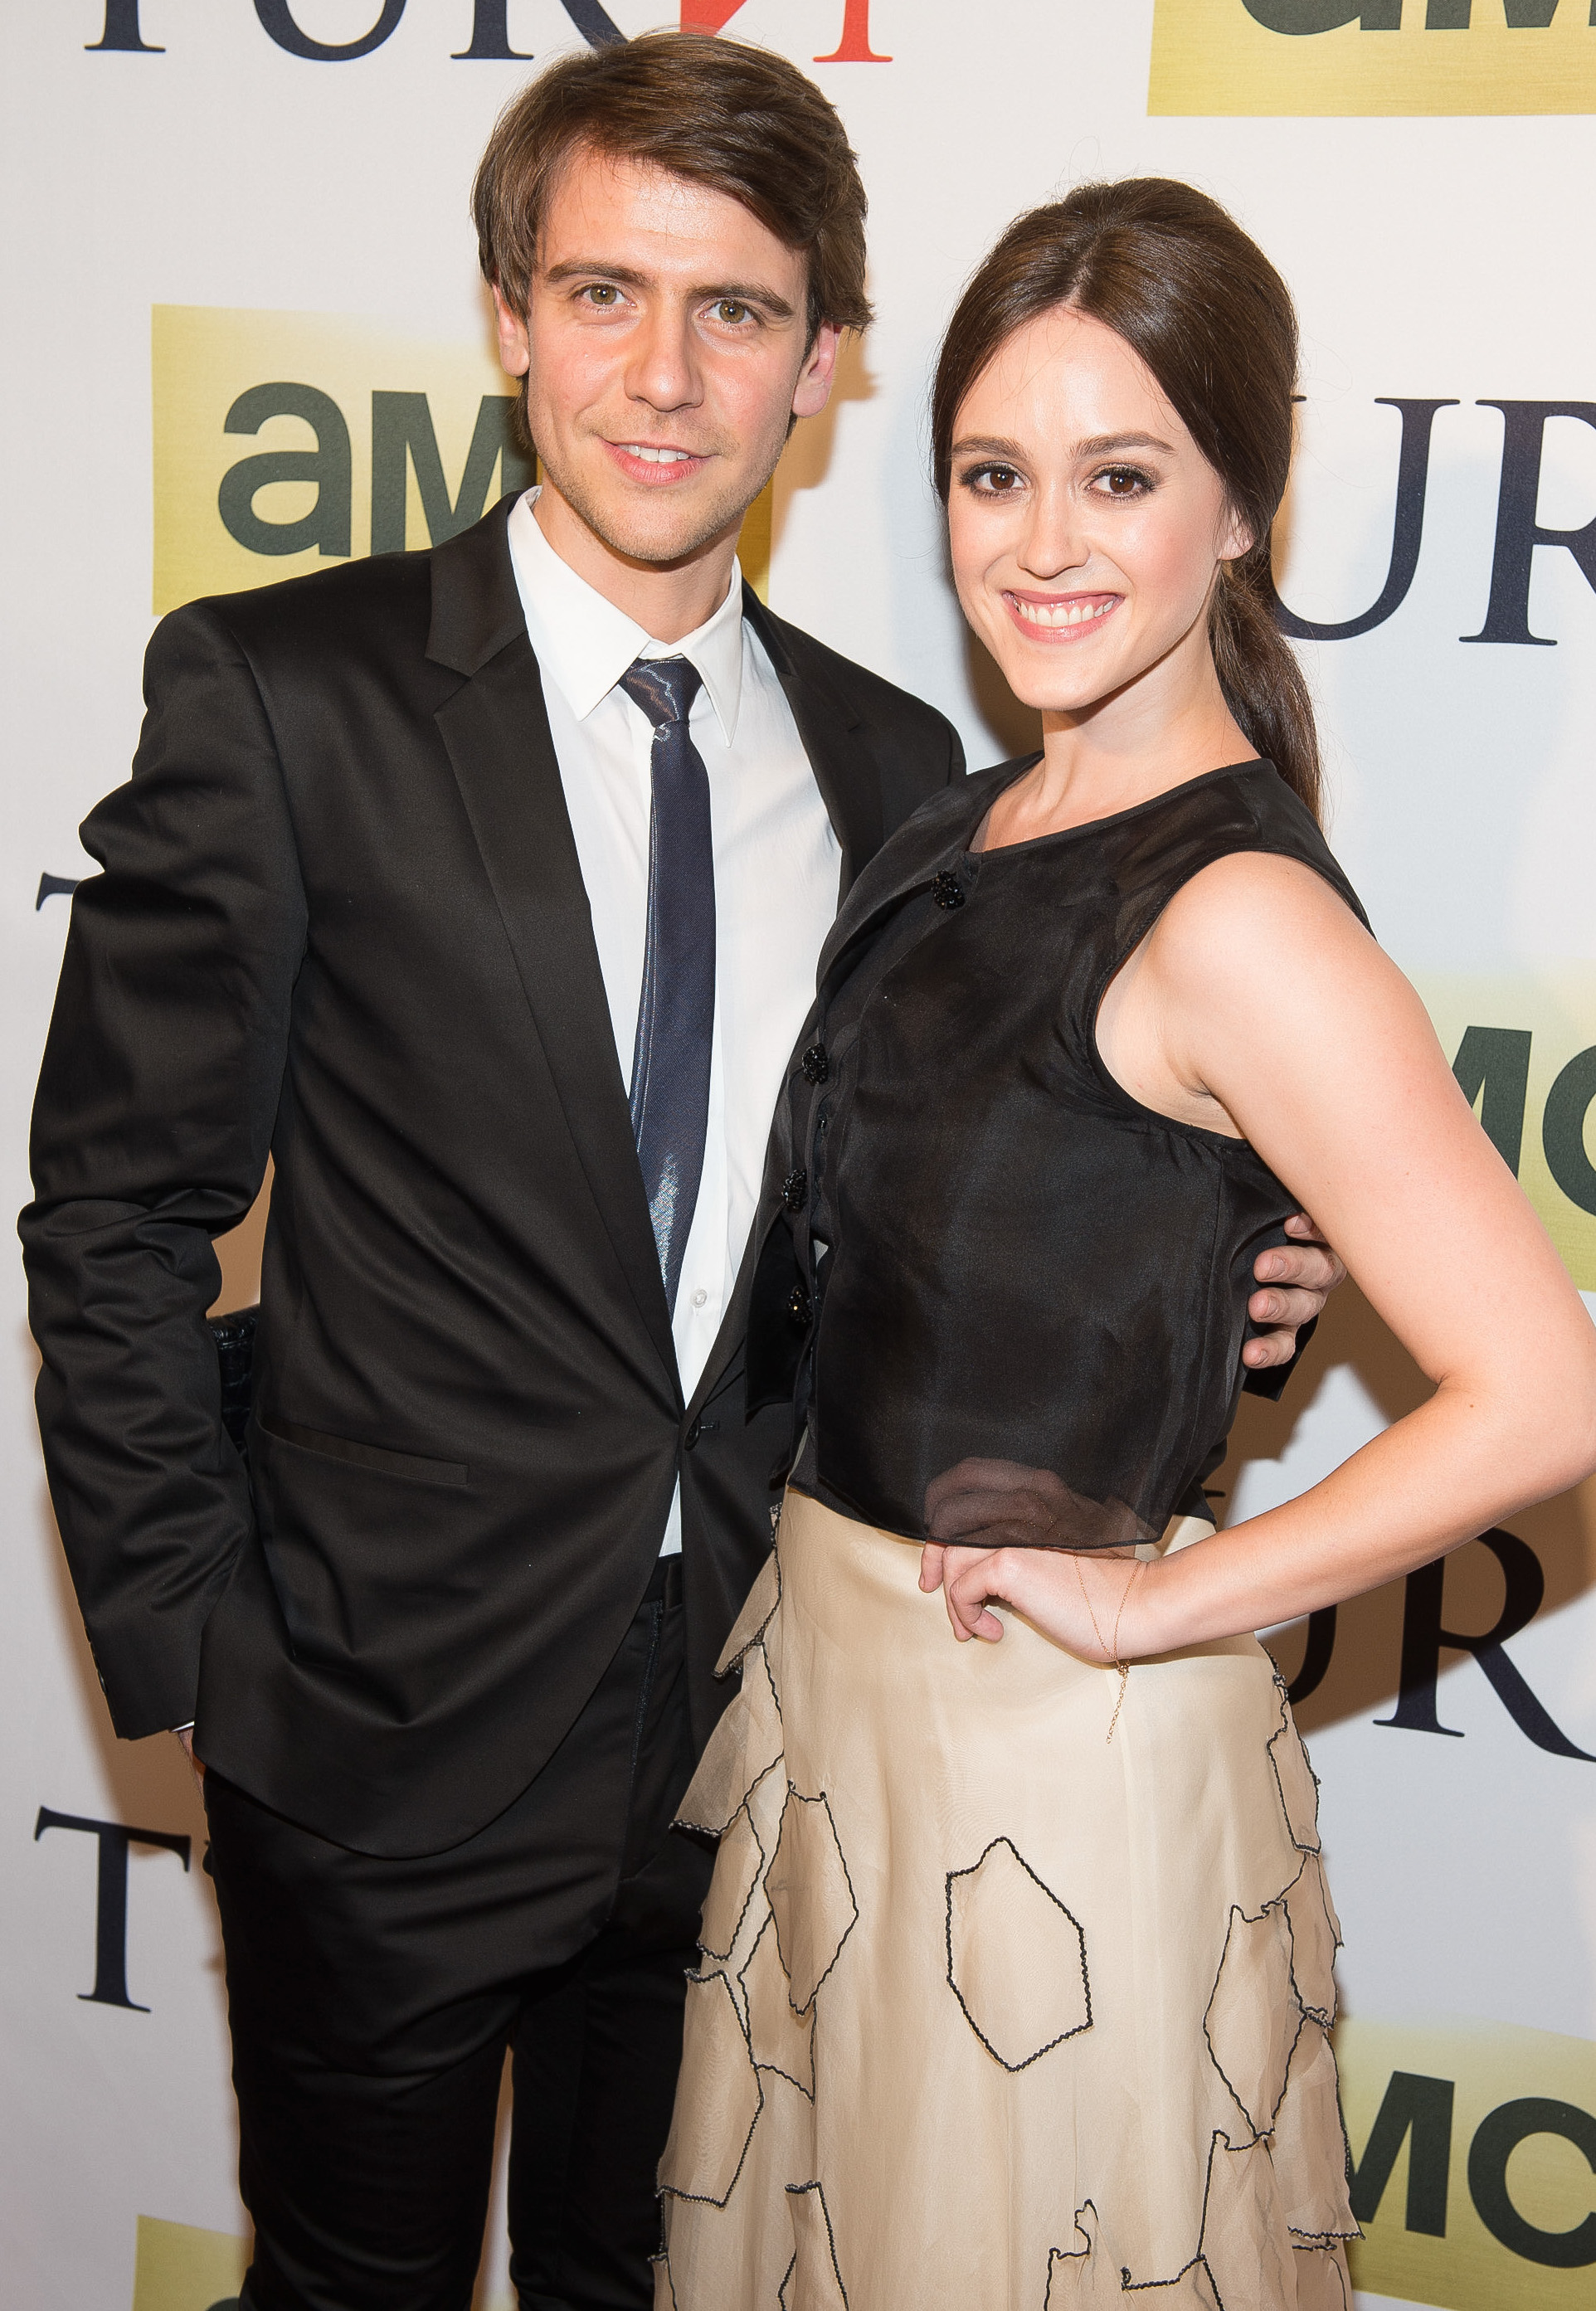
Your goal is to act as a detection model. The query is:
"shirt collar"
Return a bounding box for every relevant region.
[506,487,746,744]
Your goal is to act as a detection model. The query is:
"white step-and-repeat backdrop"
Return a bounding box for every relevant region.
[4,6,1594,2308]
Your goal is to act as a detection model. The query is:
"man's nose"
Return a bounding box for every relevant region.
[625,304,704,415]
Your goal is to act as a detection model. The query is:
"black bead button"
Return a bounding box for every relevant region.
[932,869,966,910]
[801,1043,830,1085]
[787,1285,811,1329]
[683,1415,702,1452]
[782,1168,809,1213]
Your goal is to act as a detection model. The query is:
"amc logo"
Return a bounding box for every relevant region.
[1422,987,1596,1292]
[152,307,530,613]
[150,304,773,615]
[1340,2017,1596,2306]
[1151,0,1596,114]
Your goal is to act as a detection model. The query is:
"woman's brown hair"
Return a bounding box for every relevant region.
[931,179,1320,822]
[473,32,872,349]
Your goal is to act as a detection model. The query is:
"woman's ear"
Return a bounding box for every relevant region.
[1219,509,1257,564]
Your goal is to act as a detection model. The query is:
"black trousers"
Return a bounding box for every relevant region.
[204,1558,711,2311]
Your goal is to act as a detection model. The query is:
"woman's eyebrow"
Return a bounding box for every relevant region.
[950,435,1026,461]
[1071,431,1176,458]
[950,431,1178,462]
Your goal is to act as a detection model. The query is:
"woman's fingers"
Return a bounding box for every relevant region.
[919,1541,946,1593]
[943,1547,1010,1642]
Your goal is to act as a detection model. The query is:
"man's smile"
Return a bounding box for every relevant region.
[605,440,713,484]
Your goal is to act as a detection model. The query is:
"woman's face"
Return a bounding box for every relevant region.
[946,304,1250,717]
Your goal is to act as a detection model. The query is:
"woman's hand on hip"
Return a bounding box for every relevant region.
[920,1540,1150,1661]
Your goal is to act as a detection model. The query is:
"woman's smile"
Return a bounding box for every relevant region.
[1002,588,1122,640]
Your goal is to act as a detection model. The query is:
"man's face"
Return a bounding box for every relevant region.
[494,146,840,570]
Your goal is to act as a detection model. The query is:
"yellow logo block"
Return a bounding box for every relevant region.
[1150,1,1596,116]
[150,305,772,619]
[1418,972,1596,1291]
[1339,2015,1596,2307]
[130,2216,246,2311]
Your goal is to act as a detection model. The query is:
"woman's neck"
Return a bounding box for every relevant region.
[986,654,1253,849]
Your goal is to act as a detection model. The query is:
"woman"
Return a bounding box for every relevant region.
[654,182,1596,2309]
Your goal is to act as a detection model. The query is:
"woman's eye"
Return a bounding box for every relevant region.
[969,464,1023,495]
[1094,466,1151,498]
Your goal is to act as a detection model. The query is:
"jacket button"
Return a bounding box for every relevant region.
[801,1043,830,1085]
[782,1169,808,1213]
[787,1285,811,1330]
[684,1416,702,1452]
[932,869,966,910]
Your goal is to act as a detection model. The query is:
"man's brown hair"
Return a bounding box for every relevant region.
[473,32,873,347]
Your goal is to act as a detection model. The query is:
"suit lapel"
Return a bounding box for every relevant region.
[428,507,680,1398]
[742,586,883,900]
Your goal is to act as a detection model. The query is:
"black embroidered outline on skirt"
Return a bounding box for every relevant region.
[1276,2021,1361,2246]
[1200,1898,1307,2143]
[778,2180,849,2309]
[1279,1851,1340,2028]
[716,1548,784,1680]
[737,1909,816,2100]
[656,1968,765,2211]
[1117,2250,1219,2303]
[1267,1686,1323,1855]
[696,1799,768,1964]
[943,1835,1093,2074]
[1043,2199,1103,2306]
[764,1785,859,2019]
[673,1642,785,1838]
[1119,2128,1248,2302]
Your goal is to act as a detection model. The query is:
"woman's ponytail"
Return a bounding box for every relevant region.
[1209,545,1321,825]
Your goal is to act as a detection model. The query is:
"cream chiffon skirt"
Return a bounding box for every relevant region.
[655,1488,1356,2310]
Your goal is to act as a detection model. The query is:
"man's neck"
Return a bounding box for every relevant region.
[533,483,740,644]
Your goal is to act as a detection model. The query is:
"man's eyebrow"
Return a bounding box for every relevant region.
[540,259,796,319]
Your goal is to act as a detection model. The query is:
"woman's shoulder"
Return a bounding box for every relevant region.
[1143,847,1383,1046]
[1112,762,1370,936]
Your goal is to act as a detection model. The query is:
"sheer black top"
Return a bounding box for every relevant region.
[762,757,1369,1550]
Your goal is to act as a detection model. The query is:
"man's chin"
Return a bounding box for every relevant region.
[543,466,760,573]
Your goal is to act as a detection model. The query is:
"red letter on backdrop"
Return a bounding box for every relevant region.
[815,0,891,61]
[680,2,892,57]
[679,1,751,28]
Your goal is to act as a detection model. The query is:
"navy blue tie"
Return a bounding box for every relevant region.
[620,655,715,1313]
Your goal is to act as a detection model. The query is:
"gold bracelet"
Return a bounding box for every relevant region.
[1073,1554,1137,1745]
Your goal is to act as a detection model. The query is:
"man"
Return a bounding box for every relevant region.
[22,32,1338,2311]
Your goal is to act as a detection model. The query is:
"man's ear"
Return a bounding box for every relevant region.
[791,322,843,422]
[492,285,531,380]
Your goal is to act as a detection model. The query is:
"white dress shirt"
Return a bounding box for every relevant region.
[506,489,841,1554]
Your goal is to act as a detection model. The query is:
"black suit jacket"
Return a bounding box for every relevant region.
[22,498,964,1856]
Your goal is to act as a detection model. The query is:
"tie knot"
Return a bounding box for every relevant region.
[620,655,703,731]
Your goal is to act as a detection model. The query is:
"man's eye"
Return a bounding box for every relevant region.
[582,285,621,308]
[713,299,751,326]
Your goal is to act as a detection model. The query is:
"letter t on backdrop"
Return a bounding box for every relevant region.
[679,1,891,56]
